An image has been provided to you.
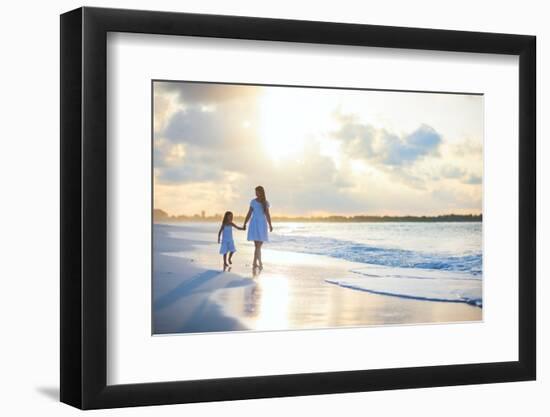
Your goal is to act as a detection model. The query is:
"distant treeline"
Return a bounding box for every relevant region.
[154,209,482,223]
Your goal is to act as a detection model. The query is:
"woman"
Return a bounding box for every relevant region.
[243,185,273,270]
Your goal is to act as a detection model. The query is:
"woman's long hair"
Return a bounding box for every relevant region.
[255,186,267,213]
[222,211,233,226]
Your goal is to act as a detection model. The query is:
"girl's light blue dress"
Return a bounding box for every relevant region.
[219,225,236,254]
[247,199,270,242]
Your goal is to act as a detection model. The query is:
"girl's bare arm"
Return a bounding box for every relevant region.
[231,222,245,231]
[217,225,223,243]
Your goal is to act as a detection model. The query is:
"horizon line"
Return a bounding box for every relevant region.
[154,208,482,219]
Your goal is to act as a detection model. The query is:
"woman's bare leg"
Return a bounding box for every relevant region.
[253,241,260,268]
[257,241,263,269]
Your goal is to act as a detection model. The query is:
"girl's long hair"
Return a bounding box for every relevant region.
[255,186,268,213]
[222,211,233,226]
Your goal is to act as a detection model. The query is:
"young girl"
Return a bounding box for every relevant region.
[217,211,245,268]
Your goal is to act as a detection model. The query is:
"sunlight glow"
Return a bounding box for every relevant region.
[350,159,367,174]
[200,104,216,112]
[259,89,334,163]
[255,274,290,330]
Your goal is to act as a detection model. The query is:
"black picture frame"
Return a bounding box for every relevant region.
[60,6,536,410]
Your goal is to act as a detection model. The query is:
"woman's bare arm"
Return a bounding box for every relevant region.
[265,207,273,232]
[243,206,253,229]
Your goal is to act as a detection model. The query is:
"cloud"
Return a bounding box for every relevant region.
[154,90,183,134]
[436,165,482,186]
[431,186,482,211]
[154,118,364,215]
[386,167,427,190]
[162,107,229,146]
[382,124,441,166]
[331,112,443,190]
[452,139,482,157]
[153,82,482,216]
[463,174,482,185]
[154,81,260,107]
[440,165,466,179]
[331,112,377,158]
[332,112,442,167]
[154,82,266,185]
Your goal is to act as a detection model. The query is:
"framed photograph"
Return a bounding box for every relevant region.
[60,6,536,409]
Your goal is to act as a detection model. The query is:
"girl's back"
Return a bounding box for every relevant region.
[221,224,233,242]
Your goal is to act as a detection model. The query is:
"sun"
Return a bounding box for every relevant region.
[258,89,309,162]
[258,88,336,163]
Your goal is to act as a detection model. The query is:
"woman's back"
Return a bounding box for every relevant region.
[247,199,270,242]
[251,198,269,216]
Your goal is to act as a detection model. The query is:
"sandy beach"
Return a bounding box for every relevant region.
[153,223,481,335]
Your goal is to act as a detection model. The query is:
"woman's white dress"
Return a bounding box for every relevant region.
[219,225,236,254]
[247,199,270,242]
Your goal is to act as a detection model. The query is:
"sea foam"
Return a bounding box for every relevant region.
[326,265,482,307]
[269,234,482,275]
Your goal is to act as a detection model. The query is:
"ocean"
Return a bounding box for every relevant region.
[161,221,483,307]
[269,222,482,276]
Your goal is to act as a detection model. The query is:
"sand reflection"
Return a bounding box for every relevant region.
[246,273,291,331]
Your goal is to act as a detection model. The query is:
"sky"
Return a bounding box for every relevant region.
[153,81,483,217]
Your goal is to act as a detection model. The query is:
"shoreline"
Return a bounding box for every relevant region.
[153,223,482,335]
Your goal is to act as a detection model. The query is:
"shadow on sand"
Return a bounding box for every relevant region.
[154,270,221,311]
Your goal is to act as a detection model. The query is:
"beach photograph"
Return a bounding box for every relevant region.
[152,80,483,335]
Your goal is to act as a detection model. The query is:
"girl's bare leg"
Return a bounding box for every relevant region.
[228,252,234,264]
[223,253,228,267]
